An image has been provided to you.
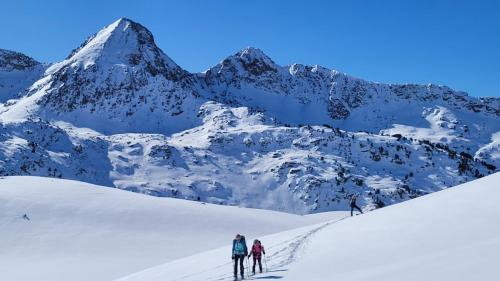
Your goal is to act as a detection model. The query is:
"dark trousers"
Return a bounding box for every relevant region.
[252,256,262,273]
[351,204,363,216]
[234,254,245,277]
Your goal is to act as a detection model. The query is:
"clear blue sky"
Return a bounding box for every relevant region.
[1,0,499,97]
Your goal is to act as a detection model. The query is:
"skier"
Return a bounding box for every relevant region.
[350,194,363,216]
[232,234,248,279]
[248,239,265,274]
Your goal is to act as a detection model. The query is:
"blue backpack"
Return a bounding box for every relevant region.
[233,236,247,255]
[234,241,245,254]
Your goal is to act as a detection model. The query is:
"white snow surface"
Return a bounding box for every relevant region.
[115,172,500,281]
[0,176,344,281]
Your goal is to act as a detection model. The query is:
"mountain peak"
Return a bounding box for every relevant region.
[11,18,192,125]
[61,18,181,75]
[113,17,134,26]
[237,47,277,69]
[238,47,271,60]
[211,47,279,76]
[0,49,40,71]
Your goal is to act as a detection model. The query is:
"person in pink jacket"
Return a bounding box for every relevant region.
[248,239,265,274]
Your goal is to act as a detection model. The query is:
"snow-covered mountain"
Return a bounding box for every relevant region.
[202,47,498,150]
[0,18,498,214]
[1,18,198,134]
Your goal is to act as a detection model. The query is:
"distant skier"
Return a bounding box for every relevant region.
[248,239,265,274]
[22,213,30,221]
[350,195,363,216]
[232,234,248,279]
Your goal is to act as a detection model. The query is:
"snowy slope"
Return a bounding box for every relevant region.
[0,18,498,214]
[284,172,500,281]
[115,172,500,281]
[0,176,344,281]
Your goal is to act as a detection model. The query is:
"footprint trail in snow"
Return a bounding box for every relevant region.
[169,216,348,281]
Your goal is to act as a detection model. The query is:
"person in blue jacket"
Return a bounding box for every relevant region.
[232,234,248,279]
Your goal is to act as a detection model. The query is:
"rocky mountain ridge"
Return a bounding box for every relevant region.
[0,18,498,213]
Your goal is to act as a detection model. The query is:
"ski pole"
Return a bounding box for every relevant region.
[246,257,250,278]
[264,254,268,273]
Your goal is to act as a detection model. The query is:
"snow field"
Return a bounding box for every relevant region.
[0,176,345,281]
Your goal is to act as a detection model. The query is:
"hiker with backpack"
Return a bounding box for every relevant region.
[232,234,248,279]
[248,239,266,274]
[350,194,363,216]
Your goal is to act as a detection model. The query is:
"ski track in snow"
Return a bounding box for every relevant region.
[170,216,348,281]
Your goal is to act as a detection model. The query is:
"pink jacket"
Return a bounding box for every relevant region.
[249,244,265,258]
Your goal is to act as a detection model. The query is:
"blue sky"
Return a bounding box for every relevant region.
[1,0,499,97]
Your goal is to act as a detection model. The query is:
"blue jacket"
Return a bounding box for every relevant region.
[232,236,248,256]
